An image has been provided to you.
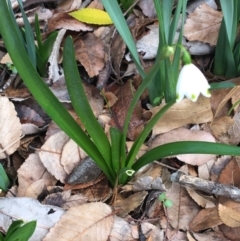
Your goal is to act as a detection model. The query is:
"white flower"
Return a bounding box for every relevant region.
[176,63,211,102]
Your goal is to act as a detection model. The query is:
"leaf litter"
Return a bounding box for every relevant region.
[1,0,240,240]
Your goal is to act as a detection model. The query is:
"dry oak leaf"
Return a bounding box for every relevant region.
[75,33,105,77]
[0,96,22,159]
[219,203,240,228]
[17,153,56,197]
[166,182,201,230]
[150,127,216,166]
[43,202,114,241]
[39,131,87,183]
[109,216,134,241]
[184,3,222,46]
[48,12,93,32]
[149,95,213,137]
[189,207,222,232]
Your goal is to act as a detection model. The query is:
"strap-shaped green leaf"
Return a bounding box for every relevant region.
[110,127,122,172]
[63,36,112,169]
[0,164,10,191]
[126,100,175,168]
[5,220,36,241]
[101,0,145,77]
[0,0,115,185]
[133,141,240,171]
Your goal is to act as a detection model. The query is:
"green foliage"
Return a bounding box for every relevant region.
[159,192,173,208]
[117,0,135,11]
[16,1,57,76]
[213,0,240,77]
[0,164,10,192]
[6,62,17,74]
[2,0,240,187]
[1,220,36,241]
[35,15,57,76]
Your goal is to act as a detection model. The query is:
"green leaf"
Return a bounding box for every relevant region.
[41,31,58,62]
[159,192,166,202]
[0,164,10,191]
[34,14,42,51]
[164,199,173,208]
[126,100,175,169]
[63,36,114,182]
[69,8,113,25]
[110,127,122,173]
[0,0,115,186]
[133,141,240,171]
[17,0,36,68]
[5,220,24,240]
[101,0,145,77]
[210,82,235,90]
[6,220,36,241]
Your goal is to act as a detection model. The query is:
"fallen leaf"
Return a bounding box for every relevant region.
[114,191,148,217]
[210,116,234,144]
[166,183,201,230]
[191,230,229,241]
[150,127,216,166]
[69,8,113,25]
[110,81,144,140]
[218,157,240,188]
[44,202,114,241]
[190,207,222,231]
[184,3,222,46]
[0,197,64,241]
[57,0,82,12]
[186,188,215,208]
[228,112,240,145]
[141,222,164,241]
[219,204,240,227]
[66,156,102,185]
[0,96,22,159]
[138,0,156,18]
[212,86,240,119]
[109,216,134,241]
[39,131,87,183]
[17,153,56,197]
[75,33,105,77]
[198,159,215,180]
[48,12,93,32]
[43,190,88,209]
[149,95,213,137]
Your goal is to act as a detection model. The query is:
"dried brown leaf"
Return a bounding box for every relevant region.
[43,190,87,209]
[48,12,93,32]
[110,81,144,140]
[75,33,105,77]
[166,183,201,230]
[190,207,222,232]
[186,187,215,208]
[218,157,240,188]
[0,96,22,159]
[184,3,222,46]
[138,0,156,18]
[150,127,216,166]
[44,202,114,241]
[109,216,134,241]
[57,0,82,12]
[39,131,87,183]
[114,191,148,217]
[219,204,240,227]
[213,86,240,119]
[150,95,213,137]
[210,116,234,144]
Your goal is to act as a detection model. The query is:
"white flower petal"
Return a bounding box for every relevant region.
[176,63,211,103]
